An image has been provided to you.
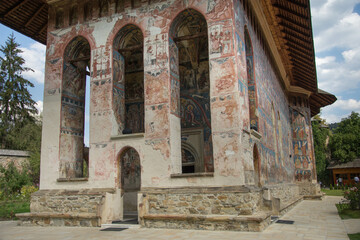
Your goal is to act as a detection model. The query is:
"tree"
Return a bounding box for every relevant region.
[312,115,331,184]
[330,112,360,163]
[0,34,37,149]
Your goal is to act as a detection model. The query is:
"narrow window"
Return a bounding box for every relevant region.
[113,25,144,135]
[170,9,213,173]
[59,36,91,178]
[244,27,258,131]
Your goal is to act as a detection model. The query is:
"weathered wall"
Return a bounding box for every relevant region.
[233,0,294,185]
[39,0,317,194]
[0,149,29,171]
[40,0,247,190]
[289,95,319,194]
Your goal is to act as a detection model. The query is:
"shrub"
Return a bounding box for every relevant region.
[20,185,38,200]
[0,162,31,197]
[330,184,333,190]
[344,185,360,210]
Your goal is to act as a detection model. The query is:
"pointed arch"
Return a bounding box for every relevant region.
[244,26,258,131]
[112,24,144,135]
[118,146,141,213]
[59,36,91,178]
[169,8,213,173]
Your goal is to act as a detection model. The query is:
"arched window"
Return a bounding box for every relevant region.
[113,25,144,135]
[59,36,90,178]
[170,9,213,173]
[244,27,258,131]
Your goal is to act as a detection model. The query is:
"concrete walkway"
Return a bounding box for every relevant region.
[0,196,357,240]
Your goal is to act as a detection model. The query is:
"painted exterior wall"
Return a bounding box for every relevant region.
[38,0,318,209]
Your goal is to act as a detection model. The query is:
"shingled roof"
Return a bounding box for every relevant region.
[327,159,360,170]
[0,0,48,44]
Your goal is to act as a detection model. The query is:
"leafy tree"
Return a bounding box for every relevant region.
[312,115,331,184]
[330,112,360,163]
[0,34,37,149]
[0,34,42,185]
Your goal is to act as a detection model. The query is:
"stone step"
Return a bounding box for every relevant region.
[101,223,141,229]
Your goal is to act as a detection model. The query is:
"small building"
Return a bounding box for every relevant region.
[328,159,360,186]
[1,0,336,232]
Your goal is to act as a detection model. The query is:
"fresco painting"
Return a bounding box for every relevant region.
[112,50,125,134]
[291,108,313,182]
[113,25,144,134]
[121,147,141,190]
[59,36,90,178]
[169,37,180,116]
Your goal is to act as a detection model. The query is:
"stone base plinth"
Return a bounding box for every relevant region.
[16,188,115,227]
[142,213,272,232]
[16,212,100,227]
[138,186,272,231]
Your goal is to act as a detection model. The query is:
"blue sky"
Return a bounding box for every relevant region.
[0,0,360,127]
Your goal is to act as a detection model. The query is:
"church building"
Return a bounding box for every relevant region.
[0,0,336,231]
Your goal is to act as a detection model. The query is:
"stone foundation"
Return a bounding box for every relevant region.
[17,189,115,227]
[142,213,272,232]
[139,186,273,231]
[297,182,322,198]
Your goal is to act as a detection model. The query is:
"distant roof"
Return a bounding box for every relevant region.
[327,159,360,169]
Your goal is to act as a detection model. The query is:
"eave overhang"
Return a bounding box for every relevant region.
[0,0,48,45]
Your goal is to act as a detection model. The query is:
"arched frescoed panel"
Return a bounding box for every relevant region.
[113,25,144,135]
[244,26,258,131]
[59,36,90,178]
[119,147,141,212]
[169,9,213,173]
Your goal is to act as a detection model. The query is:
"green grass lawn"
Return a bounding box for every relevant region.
[349,233,360,240]
[321,189,345,196]
[0,200,30,220]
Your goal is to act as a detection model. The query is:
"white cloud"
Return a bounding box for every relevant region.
[316,46,360,94]
[311,0,360,39]
[320,98,360,123]
[314,13,360,52]
[19,42,46,84]
[35,100,43,114]
[311,1,360,95]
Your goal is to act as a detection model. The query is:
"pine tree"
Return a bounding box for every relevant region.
[0,34,37,148]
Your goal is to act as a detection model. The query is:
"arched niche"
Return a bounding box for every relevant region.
[119,147,141,213]
[59,36,90,178]
[244,26,258,131]
[169,9,213,173]
[112,24,144,135]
